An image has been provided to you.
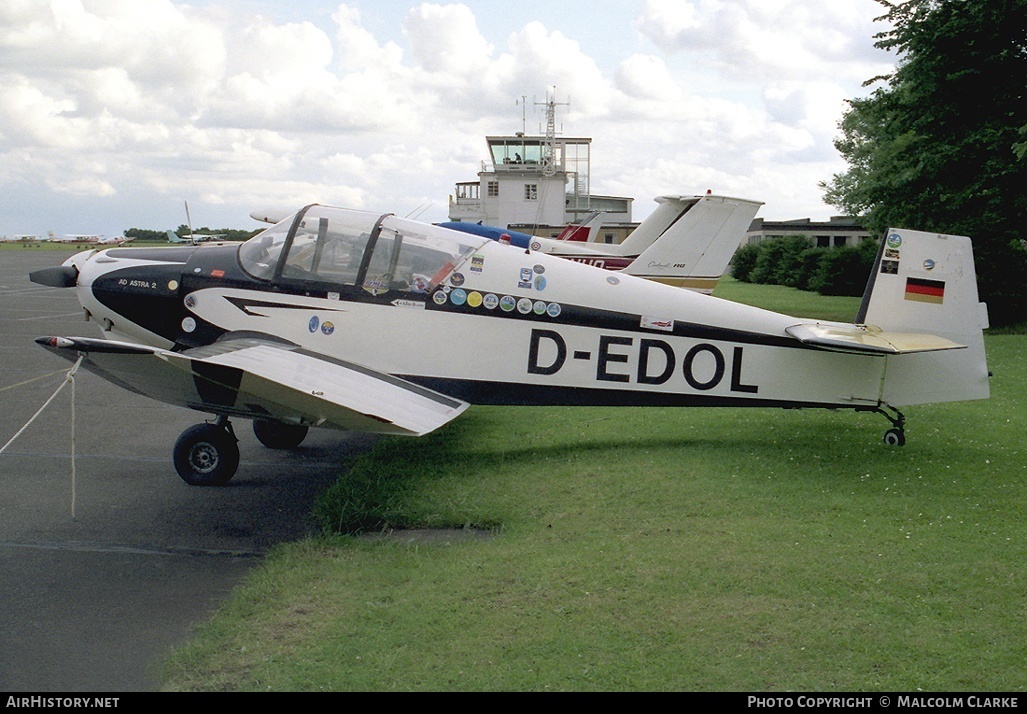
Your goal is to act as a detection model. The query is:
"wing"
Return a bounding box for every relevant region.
[785,323,966,355]
[35,335,468,436]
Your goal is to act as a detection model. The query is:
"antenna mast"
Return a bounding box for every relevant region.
[535,87,569,177]
[516,95,528,135]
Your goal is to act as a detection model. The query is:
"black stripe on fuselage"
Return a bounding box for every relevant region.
[402,376,860,410]
[211,282,806,351]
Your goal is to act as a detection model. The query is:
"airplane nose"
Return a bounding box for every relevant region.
[29,264,78,288]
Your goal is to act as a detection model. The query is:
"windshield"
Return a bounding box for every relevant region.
[238,205,487,295]
[237,212,297,280]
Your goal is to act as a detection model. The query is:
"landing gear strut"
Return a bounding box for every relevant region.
[173,416,240,486]
[875,405,906,447]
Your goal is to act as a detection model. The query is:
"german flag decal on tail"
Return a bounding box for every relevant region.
[905,277,946,304]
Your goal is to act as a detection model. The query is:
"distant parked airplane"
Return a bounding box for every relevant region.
[441,193,762,294]
[49,233,134,245]
[0,234,47,243]
[167,230,225,245]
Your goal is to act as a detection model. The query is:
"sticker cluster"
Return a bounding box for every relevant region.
[429,261,563,319]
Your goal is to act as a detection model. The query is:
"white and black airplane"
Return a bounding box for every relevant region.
[30,204,990,486]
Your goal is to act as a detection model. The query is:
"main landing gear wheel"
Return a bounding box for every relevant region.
[252,419,309,450]
[173,420,240,486]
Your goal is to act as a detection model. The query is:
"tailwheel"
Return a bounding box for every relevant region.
[253,419,309,450]
[883,428,906,447]
[173,419,240,486]
[876,404,907,447]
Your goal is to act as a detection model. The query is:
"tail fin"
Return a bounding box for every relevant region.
[555,211,605,242]
[622,195,762,293]
[579,211,606,243]
[859,228,990,406]
[167,230,185,243]
[615,196,700,256]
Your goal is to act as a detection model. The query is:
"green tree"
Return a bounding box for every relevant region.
[822,0,1027,326]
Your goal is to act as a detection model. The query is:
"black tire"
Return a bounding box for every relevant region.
[252,419,309,450]
[883,428,906,447]
[173,423,240,486]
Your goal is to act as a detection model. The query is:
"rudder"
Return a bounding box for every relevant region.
[859,228,990,407]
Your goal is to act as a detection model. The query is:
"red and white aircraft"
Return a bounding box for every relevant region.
[441,193,763,294]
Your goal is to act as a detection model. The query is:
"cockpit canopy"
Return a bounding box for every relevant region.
[238,205,488,296]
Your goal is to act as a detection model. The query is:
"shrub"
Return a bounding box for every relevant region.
[775,236,815,287]
[795,247,828,291]
[809,245,873,296]
[732,236,879,296]
[731,242,761,282]
[748,235,812,285]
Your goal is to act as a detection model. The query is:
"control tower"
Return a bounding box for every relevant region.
[448,92,632,231]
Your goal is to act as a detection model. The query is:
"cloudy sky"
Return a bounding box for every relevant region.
[0,0,895,237]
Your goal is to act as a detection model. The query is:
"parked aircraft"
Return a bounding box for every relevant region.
[49,233,134,245]
[440,210,606,247]
[1,234,47,243]
[167,230,225,245]
[441,193,762,293]
[30,205,989,486]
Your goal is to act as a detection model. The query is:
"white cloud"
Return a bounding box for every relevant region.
[0,0,893,234]
[403,4,492,75]
[502,21,613,117]
[635,0,889,85]
[334,4,404,69]
[615,54,682,102]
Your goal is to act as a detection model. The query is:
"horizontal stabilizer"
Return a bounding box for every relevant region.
[785,323,966,355]
[35,335,468,436]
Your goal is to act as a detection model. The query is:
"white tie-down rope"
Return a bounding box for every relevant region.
[0,355,85,518]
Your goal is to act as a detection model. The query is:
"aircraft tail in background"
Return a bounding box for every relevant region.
[621,194,763,293]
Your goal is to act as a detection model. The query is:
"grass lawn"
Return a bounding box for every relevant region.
[159,281,1026,692]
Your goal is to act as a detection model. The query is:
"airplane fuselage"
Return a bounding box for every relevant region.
[70,237,885,415]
